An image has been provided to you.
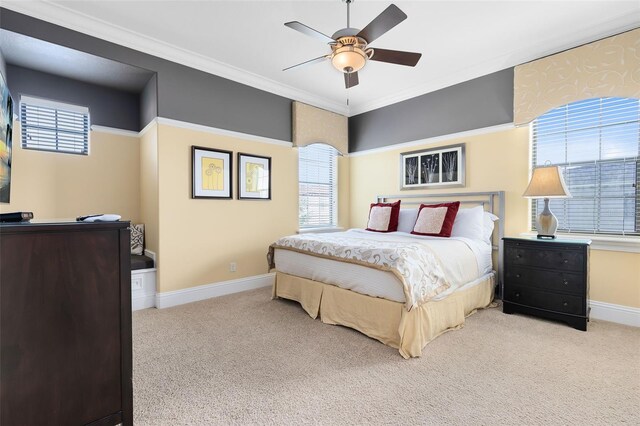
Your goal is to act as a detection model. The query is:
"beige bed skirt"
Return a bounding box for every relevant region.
[272,272,495,358]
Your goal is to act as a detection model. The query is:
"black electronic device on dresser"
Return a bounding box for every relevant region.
[502,236,591,331]
[0,221,133,425]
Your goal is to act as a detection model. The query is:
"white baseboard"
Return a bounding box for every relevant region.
[155,273,275,309]
[590,300,640,327]
[132,293,156,311]
[132,268,157,311]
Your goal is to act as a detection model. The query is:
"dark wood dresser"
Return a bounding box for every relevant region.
[0,221,133,425]
[502,236,591,331]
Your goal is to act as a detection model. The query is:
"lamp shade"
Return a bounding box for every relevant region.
[523,165,571,198]
[332,46,367,73]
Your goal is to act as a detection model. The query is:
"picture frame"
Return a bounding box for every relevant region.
[192,146,233,199]
[400,143,465,190]
[237,152,271,200]
[0,70,13,204]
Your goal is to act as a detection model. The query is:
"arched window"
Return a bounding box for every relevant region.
[531,97,639,236]
[298,143,338,229]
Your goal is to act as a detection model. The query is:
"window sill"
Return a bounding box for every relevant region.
[298,227,345,234]
[519,232,640,253]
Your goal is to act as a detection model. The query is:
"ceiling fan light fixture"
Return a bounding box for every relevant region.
[331,46,366,73]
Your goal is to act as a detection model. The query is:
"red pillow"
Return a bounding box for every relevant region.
[411,202,460,237]
[366,200,401,233]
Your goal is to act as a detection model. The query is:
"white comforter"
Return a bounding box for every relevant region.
[270,229,481,309]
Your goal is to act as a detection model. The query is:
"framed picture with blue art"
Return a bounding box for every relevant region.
[192,146,233,199]
[400,143,465,190]
[237,152,271,200]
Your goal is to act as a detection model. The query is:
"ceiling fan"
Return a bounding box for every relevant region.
[283,0,421,89]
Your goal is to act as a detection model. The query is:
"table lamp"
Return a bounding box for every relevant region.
[523,164,571,239]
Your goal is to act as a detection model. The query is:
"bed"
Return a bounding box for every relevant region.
[269,192,505,358]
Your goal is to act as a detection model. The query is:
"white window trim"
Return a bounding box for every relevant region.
[519,231,640,253]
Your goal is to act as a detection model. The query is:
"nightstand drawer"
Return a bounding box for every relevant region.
[504,286,585,316]
[505,245,584,272]
[504,267,584,295]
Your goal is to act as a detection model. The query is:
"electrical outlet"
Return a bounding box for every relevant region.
[229,262,237,272]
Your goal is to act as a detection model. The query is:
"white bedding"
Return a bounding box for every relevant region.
[274,229,493,303]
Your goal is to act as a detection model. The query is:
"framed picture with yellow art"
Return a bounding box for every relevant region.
[237,153,271,200]
[192,146,233,199]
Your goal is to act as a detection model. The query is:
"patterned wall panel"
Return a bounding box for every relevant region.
[292,101,348,154]
[514,28,640,126]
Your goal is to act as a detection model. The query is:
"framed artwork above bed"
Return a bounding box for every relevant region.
[400,143,465,190]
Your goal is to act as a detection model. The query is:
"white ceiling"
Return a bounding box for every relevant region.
[3,1,639,116]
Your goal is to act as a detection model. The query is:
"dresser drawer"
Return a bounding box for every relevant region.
[504,267,584,295]
[504,285,585,316]
[505,244,584,272]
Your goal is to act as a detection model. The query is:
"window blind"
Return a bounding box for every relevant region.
[299,143,338,228]
[531,97,639,236]
[20,96,90,155]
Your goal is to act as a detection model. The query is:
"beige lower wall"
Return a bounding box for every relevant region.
[1,124,141,222]
[140,125,159,254]
[155,124,300,293]
[349,126,640,309]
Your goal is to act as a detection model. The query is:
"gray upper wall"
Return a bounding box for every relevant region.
[0,8,292,140]
[7,65,140,131]
[349,68,514,152]
[140,74,157,130]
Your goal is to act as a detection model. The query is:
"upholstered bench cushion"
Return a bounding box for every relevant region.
[131,254,154,271]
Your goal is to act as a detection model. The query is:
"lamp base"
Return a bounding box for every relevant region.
[535,197,558,238]
[536,234,556,240]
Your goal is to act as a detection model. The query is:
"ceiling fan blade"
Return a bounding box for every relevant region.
[284,21,335,44]
[356,4,407,44]
[344,71,359,89]
[283,55,328,71]
[369,48,422,67]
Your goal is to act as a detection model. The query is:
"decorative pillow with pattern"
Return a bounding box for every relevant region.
[366,200,401,232]
[411,202,460,237]
[130,224,145,255]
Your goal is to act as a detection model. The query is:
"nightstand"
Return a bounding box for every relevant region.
[502,236,591,331]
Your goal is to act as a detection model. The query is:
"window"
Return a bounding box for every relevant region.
[20,96,89,155]
[298,143,338,228]
[531,97,639,236]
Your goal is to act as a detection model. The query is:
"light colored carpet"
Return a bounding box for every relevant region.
[133,287,640,425]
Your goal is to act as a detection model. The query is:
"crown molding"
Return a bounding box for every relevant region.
[348,14,639,116]
[91,125,139,138]
[3,2,637,118]
[2,1,348,116]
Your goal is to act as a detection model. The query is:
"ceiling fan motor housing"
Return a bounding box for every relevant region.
[331,35,370,73]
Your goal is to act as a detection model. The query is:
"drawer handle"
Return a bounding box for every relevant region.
[515,293,520,298]
[516,274,521,278]
[563,302,568,307]
[516,255,521,259]
[563,280,569,285]
[563,259,569,264]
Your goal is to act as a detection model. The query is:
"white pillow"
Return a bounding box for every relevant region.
[397,208,419,233]
[451,206,485,241]
[483,212,499,243]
